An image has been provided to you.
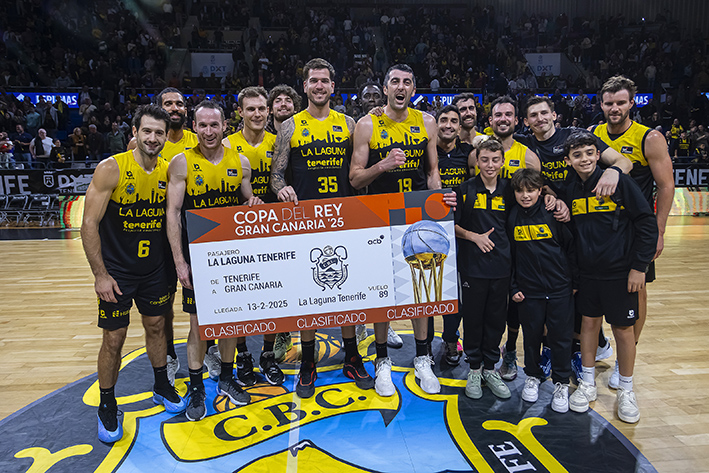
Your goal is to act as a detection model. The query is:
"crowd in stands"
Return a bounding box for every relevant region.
[0,1,708,168]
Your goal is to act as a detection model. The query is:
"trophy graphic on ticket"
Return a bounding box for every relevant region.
[401,220,450,303]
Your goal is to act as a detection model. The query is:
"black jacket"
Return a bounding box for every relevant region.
[507,199,576,298]
[560,166,658,280]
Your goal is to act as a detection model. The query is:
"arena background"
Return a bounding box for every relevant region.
[1,1,709,472]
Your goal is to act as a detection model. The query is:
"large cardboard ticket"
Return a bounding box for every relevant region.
[185,190,458,340]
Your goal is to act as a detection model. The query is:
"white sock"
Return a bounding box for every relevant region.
[618,374,633,391]
[582,366,595,385]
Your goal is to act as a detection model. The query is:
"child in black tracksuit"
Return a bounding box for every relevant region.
[455,136,513,401]
[508,168,576,413]
[561,131,657,424]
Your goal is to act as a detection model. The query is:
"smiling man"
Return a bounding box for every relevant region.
[452,93,479,145]
[270,58,374,399]
[592,76,674,389]
[81,104,186,443]
[167,100,261,421]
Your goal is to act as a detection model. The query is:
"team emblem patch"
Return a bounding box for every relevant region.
[158,180,166,189]
[302,129,310,137]
[126,183,135,195]
[236,146,243,152]
[621,146,634,154]
[43,174,54,187]
[310,245,348,290]
[193,163,202,171]
[301,120,308,126]
[332,125,342,133]
[227,169,238,177]
[380,129,388,139]
[195,175,204,186]
[410,126,420,133]
[126,171,134,179]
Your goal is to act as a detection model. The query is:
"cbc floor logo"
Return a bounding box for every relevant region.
[368,235,386,245]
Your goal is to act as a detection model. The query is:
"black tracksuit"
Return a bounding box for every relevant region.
[455,175,512,370]
[560,166,658,281]
[508,199,576,383]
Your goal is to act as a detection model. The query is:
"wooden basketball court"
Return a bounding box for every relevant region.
[1,216,708,472]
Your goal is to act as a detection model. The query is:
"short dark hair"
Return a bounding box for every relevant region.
[268,84,302,111]
[238,86,268,108]
[564,130,598,156]
[154,87,184,108]
[490,95,518,117]
[132,104,170,131]
[384,64,416,88]
[359,81,383,98]
[473,135,505,159]
[600,75,637,102]
[511,168,544,191]
[194,100,225,121]
[452,93,476,107]
[436,105,460,122]
[525,96,554,116]
[303,58,336,81]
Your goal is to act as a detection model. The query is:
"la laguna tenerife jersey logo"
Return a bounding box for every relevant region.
[310,245,348,290]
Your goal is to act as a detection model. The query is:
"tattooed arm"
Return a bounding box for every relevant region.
[270,116,298,204]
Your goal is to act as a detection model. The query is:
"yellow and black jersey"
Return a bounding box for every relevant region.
[500,140,528,179]
[670,124,683,140]
[183,146,244,211]
[289,109,352,200]
[160,129,199,162]
[593,121,653,205]
[438,139,473,189]
[367,109,429,194]
[226,130,277,202]
[99,151,168,277]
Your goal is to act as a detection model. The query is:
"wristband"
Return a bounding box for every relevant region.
[608,165,622,174]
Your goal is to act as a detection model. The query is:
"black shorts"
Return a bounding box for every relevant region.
[576,277,638,327]
[646,260,656,284]
[165,260,178,294]
[183,287,197,314]
[98,271,170,330]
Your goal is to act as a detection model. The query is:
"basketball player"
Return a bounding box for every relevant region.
[270,58,374,398]
[82,104,186,443]
[268,84,301,134]
[350,64,456,396]
[222,86,284,386]
[452,93,479,145]
[167,100,262,421]
[434,104,475,365]
[128,87,203,384]
[593,76,674,388]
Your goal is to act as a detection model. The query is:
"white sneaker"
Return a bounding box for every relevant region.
[465,368,483,399]
[374,357,396,397]
[617,387,640,423]
[355,324,368,345]
[608,360,619,389]
[167,355,180,386]
[522,376,541,402]
[596,337,613,361]
[569,379,597,413]
[203,345,222,379]
[413,355,440,394]
[387,326,404,349]
[551,383,570,413]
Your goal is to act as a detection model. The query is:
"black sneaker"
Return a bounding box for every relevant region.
[185,384,206,421]
[97,405,123,443]
[217,376,250,405]
[444,341,461,365]
[343,354,375,390]
[296,361,317,398]
[236,352,257,386]
[259,351,285,385]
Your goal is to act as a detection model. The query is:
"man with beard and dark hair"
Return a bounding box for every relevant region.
[267,84,301,134]
[452,93,479,145]
[81,104,186,443]
[128,87,204,385]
